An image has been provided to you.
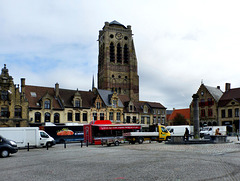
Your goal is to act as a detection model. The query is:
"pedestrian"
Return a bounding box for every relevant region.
[215,128,221,135]
[184,127,189,141]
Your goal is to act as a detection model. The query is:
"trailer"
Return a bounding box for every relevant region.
[123,125,171,144]
[40,123,84,143]
[84,120,141,146]
[0,127,55,148]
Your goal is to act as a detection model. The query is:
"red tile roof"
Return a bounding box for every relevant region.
[168,108,190,121]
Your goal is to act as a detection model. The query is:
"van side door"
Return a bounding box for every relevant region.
[39,131,50,146]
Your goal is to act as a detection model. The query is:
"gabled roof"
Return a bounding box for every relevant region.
[133,101,166,114]
[25,85,96,109]
[97,89,124,108]
[25,85,62,109]
[218,88,240,107]
[205,85,223,102]
[59,89,95,108]
[146,101,166,109]
[168,108,190,121]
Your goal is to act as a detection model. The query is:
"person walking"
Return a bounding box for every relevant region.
[184,127,189,141]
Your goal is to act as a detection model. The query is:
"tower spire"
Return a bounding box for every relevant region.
[92,75,95,91]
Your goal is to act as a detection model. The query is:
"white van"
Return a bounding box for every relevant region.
[0,127,55,148]
[166,125,194,136]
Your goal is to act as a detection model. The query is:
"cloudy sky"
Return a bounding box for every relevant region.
[1,0,240,110]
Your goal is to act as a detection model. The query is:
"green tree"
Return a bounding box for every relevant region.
[172,113,187,125]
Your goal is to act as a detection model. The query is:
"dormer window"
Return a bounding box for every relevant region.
[44,100,51,109]
[112,100,117,108]
[130,105,133,111]
[143,106,148,113]
[96,102,100,109]
[75,99,80,108]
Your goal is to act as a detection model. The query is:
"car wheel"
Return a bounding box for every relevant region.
[114,141,119,146]
[46,142,52,148]
[138,137,144,144]
[1,149,9,158]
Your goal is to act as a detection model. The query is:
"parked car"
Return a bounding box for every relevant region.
[0,135,18,158]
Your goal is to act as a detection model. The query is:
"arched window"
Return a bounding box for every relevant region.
[213,121,217,126]
[54,113,60,123]
[44,99,51,109]
[117,43,122,63]
[45,112,51,122]
[14,106,22,118]
[124,44,129,64]
[1,107,9,118]
[35,112,41,123]
[110,42,115,62]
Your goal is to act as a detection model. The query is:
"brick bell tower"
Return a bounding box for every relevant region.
[98,20,139,101]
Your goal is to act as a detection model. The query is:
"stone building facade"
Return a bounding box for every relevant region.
[0,65,28,127]
[218,83,240,133]
[190,83,223,127]
[98,21,139,102]
[25,83,125,126]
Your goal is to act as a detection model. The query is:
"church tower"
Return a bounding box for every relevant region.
[98,21,139,101]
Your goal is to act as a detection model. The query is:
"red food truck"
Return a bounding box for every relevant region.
[84,120,141,146]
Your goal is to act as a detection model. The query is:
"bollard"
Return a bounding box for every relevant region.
[81,140,83,148]
[27,143,29,151]
[64,141,66,149]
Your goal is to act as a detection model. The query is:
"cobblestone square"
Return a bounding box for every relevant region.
[1,137,240,181]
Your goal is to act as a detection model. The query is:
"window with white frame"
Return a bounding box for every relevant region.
[117,112,121,121]
[44,100,51,109]
[109,112,113,121]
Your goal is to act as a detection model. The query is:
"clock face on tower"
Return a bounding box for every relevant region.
[115,32,123,40]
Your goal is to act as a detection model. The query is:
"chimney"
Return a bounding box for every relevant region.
[21,78,25,94]
[55,83,59,97]
[225,83,231,92]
